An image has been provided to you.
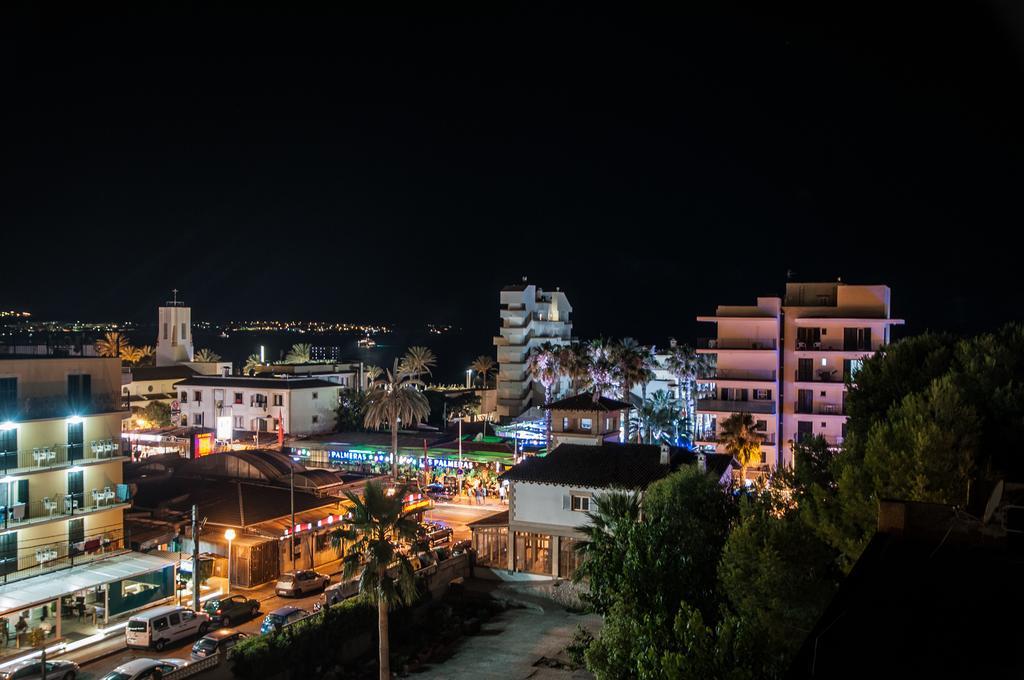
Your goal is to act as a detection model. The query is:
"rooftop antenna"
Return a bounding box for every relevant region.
[786,269,795,280]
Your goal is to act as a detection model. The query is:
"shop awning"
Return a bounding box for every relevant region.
[0,552,176,614]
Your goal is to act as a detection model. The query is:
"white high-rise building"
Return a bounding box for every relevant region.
[155,292,194,367]
[695,282,903,477]
[494,282,573,419]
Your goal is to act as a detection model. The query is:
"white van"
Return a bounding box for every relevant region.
[126,605,211,651]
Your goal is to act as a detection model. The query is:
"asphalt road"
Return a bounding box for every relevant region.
[77,502,503,678]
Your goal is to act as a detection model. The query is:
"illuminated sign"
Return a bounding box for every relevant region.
[216,416,233,440]
[193,432,214,458]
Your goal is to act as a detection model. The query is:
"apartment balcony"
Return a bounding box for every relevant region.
[0,394,126,422]
[2,496,130,533]
[793,401,846,416]
[700,368,777,383]
[0,528,129,587]
[696,433,777,446]
[1,439,125,476]
[794,433,845,447]
[794,341,877,354]
[696,399,776,415]
[793,369,847,384]
[696,338,777,352]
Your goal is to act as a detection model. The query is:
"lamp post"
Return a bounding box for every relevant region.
[466,369,472,389]
[224,529,236,591]
[457,418,463,497]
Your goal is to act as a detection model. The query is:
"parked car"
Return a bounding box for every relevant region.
[450,539,472,556]
[0,659,79,680]
[275,570,330,597]
[322,577,361,607]
[97,658,186,680]
[125,605,211,651]
[417,520,453,547]
[191,627,249,660]
[260,606,309,635]
[203,593,260,627]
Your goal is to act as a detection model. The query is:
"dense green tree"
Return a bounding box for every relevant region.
[141,400,173,427]
[335,388,368,432]
[573,491,641,614]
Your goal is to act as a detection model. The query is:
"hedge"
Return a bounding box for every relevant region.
[231,595,377,678]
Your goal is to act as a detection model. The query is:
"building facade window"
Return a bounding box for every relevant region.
[312,415,319,424]
[558,537,583,579]
[312,392,318,400]
[0,532,17,576]
[180,392,187,403]
[514,531,551,575]
[273,395,283,407]
[234,416,244,428]
[234,392,243,405]
[471,526,508,567]
[562,417,569,430]
[580,418,592,431]
[570,494,591,512]
[0,378,17,414]
[193,391,202,403]
[67,421,84,462]
[753,389,772,400]
[67,374,92,408]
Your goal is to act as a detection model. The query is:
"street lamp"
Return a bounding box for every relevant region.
[466,369,472,389]
[224,529,236,591]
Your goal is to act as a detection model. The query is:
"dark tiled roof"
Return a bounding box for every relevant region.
[467,510,509,528]
[501,442,732,488]
[130,365,199,382]
[174,376,339,390]
[546,392,632,412]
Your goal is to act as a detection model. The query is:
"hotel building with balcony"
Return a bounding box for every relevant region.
[493,283,573,419]
[0,356,175,661]
[695,282,903,474]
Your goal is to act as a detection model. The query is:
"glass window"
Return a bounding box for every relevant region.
[570,495,590,512]
[180,392,188,403]
[169,613,181,626]
[561,417,569,430]
[234,393,243,404]
[514,532,551,575]
[559,537,582,579]
[580,418,592,431]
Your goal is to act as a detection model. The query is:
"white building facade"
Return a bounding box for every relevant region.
[174,376,340,436]
[493,283,573,419]
[696,282,903,472]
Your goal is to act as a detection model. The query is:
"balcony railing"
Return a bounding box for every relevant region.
[794,369,846,383]
[794,401,846,416]
[1,438,126,475]
[697,338,777,351]
[2,495,129,532]
[706,369,777,382]
[0,528,129,586]
[794,341,876,353]
[697,399,776,414]
[0,393,126,421]
[698,433,777,446]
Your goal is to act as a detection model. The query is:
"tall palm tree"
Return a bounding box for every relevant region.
[611,338,655,404]
[718,411,765,481]
[400,346,436,377]
[558,343,592,395]
[629,390,679,444]
[284,343,312,364]
[95,332,129,359]
[194,348,221,363]
[119,345,144,365]
[243,353,262,376]
[364,353,432,478]
[586,339,619,401]
[664,342,711,442]
[341,481,419,680]
[526,342,561,453]
[469,355,496,388]
[573,491,641,612]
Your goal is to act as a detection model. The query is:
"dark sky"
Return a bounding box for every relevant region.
[3,3,1023,345]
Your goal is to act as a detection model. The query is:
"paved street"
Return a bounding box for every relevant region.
[76,501,504,678]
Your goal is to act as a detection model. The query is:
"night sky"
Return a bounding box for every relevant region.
[4,4,1023,347]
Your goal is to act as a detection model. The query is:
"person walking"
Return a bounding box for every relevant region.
[499,484,507,504]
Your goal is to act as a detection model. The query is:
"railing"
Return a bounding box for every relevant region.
[0,394,125,421]
[793,401,845,416]
[795,341,876,353]
[794,370,845,383]
[696,338,777,351]
[0,530,128,586]
[707,369,777,381]
[696,399,776,414]
[1,439,125,475]
[2,495,127,531]
[698,433,777,445]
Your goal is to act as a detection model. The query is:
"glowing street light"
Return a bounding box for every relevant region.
[225,529,236,591]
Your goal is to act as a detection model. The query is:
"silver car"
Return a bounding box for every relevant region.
[275,570,330,597]
[0,659,79,680]
[97,658,186,680]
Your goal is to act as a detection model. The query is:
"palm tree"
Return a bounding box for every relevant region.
[586,339,619,401]
[364,365,383,390]
[558,343,592,395]
[341,481,419,680]
[526,342,561,453]
[400,346,436,377]
[95,332,129,359]
[243,353,262,376]
[469,355,496,388]
[573,491,641,612]
[664,342,711,442]
[629,390,679,444]
[119,345,144,365]
[718,411,765,481]
[194,348,221,363]
[284,343,312,364]
[612,338,655,404]
[363,352,432,478]
[137,345,156,365]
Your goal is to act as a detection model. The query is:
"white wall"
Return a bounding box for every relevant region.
[512,481,615,531]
